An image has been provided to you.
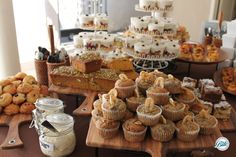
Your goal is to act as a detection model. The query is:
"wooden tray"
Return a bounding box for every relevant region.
[213,69,236,96]
[0,114,32,149]
[218,108,236,132]
[86,120,222,157]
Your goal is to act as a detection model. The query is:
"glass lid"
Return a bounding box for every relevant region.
[35,98,64,111]
[46,113,74,125]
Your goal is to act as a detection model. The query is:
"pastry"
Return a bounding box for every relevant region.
[31,84,40,92]
[134,42,151,57]
[213,101,231,120]
[17,83,32,94]
[12,80,22,87]
[139,0,156,10]
[23,75,37,84]
[150,69,168,78]
[146,77,169,105]
[26,90,40,103]
[151,115,175,142]
[164,42,179,58]
[3,103,20,115]
[133,19,149,33]
[94,15,109,30]
[50,66,119,92]
[3,84,17,95]
[101,89,126,120]
[164,74,182,94]
[135,71,156,95]
[125,36,138,49]
[122,118,147,142]
[192,45,205,61]
[83,38,100,51]
[73,34,84,48]
[174,87,195,104]
[198,79,215,93]
[162,98,185,121]
[105,57,134,71]
[180,43,192,60]
[201,85,222,103]
[136,98,162,126]
[115,74,136,99]
[176,115,200,142]
[150,42,165,57]
[194,110,218,135]
[0,93,13,107]
[13,93,26,105]
[95,118,120,139]
[15,72,27,80]
[190,98,213,114]
[40,85,49,96]
[100,36,114,50]
[91,109,103,122]
[126,89,145,112]
[157,0,173,10]
[148,22,165,35]
[19,102,35,114]
[0,79,11,87]
[79,14,94,27]
[71,52,102,73]
[182,77,197,90]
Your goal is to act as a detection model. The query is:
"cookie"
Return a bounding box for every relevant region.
[3,84,17,95]
[13,93,26,105]
[40,85,49,96]
[23,75,37,84]
[20,102,35,114]
[0,86,2,95]
[17,83,32,94]
[0,79,11,87]
[15,72,27,80]
[32,84,40,92]
[3,103,20,116]
[26,90,40,103]
[0,93,13,107]
[8,76,17,82]
[12,80,22,87]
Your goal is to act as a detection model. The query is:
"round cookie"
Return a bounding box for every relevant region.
[23,75,37,84]
[8,76,17,82]
[26,90,40,103]
[0,79,11,87]
[3,84,17,95]
[17,83,32,94]
[32,84,40,92]
[13,93,26,105]
[40,85,49,96]
[12,80,22,87]
[20,102,35,114]
[4,103,20,116]
[0,93,13,107]
[15,72,27,80]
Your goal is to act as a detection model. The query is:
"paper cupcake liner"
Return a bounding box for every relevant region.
[162,107,185,122]
[146,91,169,105]
[151,129,175,142]
[136,105,162,126]
[96,122,120,139]
[176,127,200,142]
[115,84,136,99]
[126,99,141,112]
[122,124,147,142]
[102,105,126,121]
[199,119,218,135]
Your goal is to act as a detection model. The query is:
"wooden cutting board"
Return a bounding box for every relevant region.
[0,114,32,149]
[218,108,236,132]
[86,120,222,157]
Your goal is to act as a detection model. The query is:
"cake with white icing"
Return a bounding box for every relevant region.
[139,0,156,10]
[94,14,109,30]
[83,38,100,51]
[148,22,165,35]
[79,14,94,27]
[125,36,138,49]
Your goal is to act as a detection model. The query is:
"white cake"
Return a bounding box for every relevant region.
[157,0,173,10]
[148,22,164,34]
[73,34,84,48]
[100,36,114,50]
[164,41,179,57]
[79,14,94,27]
[83,38,100,51]
[150,42,165,57]
[132,19,149,32]
[125,36,138,49]
[139,0,156,10]
[134,42,151,56]
[94,15,109,30]
[142,16,156,23]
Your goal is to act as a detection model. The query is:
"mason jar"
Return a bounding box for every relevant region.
[39,113,76,157]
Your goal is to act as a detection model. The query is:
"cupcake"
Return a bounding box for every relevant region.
[115,74,136,99]
[102,89,126,121]
[96,118,120,139]
[150,69,168,78]
[91,109,103,122]
[126,88,145,112]
[174,87,195,104]
[151,115,175,142]
[164,74,183,94]
[135,71,156,96]
[176,115,200,142]
[162,98,186,121]
[146,77,169,105]
[121,109,135,123]
[194,110,218,135]
[93,94,102,110]
[122,118,147,142]
[136,98,162,126]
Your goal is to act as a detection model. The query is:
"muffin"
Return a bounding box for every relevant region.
[174,87,195,104]
[136,98,162,126]
[122,118,147,142]
[135,71,156,96]
[194,110,218,135]
[150,69,168,78]
[126,88,145,112]
[146,77,169,105]
[102,89,126,121]
[91,109,103,122]
[115,74,136,99]
[151,115,175,142]
[93,94,102,110]
[164,74,182,94]
[122,110,135,123]
[96,118,120,139]
[162,98,186,121]
[176,115,200,142]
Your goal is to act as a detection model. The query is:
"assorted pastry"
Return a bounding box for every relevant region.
[221,67,236,93]
[0,72,49,116]
[138,0,173,11]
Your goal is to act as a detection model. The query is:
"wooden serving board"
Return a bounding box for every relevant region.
[86,120,222,157]
[218,108,236,132]
[0,114,32,149]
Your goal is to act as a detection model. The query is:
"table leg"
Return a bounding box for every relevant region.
[187,63,192,76]
[95,148,99,157]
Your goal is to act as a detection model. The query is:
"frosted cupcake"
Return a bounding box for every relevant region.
[176,115,200,142]
[146,77,169,105]
[162,98,185,121]
[194,110,218,135]
[136,98,162,126]
[115,74,136,99]
[151,115,175,142]
[126,89,146,112]
[96,118,120,139]
[91,109,103,122]
[93,94,102,110]
[164,74,183,94]
[102,89,126,121]
[122,118,147,142]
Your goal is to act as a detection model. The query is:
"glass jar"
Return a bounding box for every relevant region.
[31,98,64,134]
[39,113,76,157]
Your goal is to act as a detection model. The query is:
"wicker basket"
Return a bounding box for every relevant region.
[34,59,48,86]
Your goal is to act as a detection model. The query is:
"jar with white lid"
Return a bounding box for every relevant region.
[31,98,64,134]
[39,113,76,157]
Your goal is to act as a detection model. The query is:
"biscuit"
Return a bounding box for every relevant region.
[3,84,17,95]
[12,80,22,87]
[26,90,40,103]
[0,93,13,107]
[8,76,17,82]
[32,84,40,92]
[3,103,20,116]
[23,75,37,84]
[0,79,11,87]
[15,72,27,80]
[13,93,26,105]
[20,102,35,114]
[17,83,32,93]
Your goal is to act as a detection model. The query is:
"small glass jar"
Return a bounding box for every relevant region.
[39,113,76,157]
[31,98,64,134]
